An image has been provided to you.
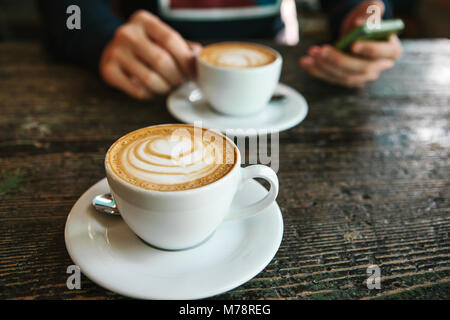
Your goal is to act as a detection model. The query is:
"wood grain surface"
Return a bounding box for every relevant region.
[0,40,449,300]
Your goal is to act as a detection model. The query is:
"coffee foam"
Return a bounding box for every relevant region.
[199,42,277,68]
[107,125,236,191]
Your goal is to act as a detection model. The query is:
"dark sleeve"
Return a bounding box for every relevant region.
[320,0,392,40]
[38,0,123,72]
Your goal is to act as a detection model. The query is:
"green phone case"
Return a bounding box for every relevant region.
[335,19,404,52]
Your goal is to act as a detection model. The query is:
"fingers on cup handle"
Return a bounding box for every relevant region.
[187,41,203,54]
[102,63,152,100]
[117,52,172,94]
[225,165,279,221]
[139,12,196,78]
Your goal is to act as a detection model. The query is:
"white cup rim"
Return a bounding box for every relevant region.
[196,41,282,72]
[104,124,241,196]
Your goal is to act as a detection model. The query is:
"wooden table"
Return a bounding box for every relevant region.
[0,40,449,300]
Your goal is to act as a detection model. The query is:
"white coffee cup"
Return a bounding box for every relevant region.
[197,42,282,116]
[105,126,279,250]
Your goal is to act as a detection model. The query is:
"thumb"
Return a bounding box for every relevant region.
[340,0,385,36]
[354,16,367,27]
[187,41,203,54]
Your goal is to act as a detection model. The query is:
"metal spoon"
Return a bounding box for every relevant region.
[270,94,287,102]
[92,193,121,216]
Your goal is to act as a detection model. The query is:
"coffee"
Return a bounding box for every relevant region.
[107,124,236,192]
[199,42,277,69]
[197,42,282,116]
[105,124,279,250]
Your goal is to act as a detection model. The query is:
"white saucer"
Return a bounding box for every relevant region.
[65,178,283,299]
[167,82,308,136]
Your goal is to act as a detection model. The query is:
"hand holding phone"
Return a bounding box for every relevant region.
[299,15,403,88]
[335,19,404,52]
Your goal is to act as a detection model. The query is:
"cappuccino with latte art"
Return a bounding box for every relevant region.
[107,124,236,192]
[197,42,282,116]
[105,123,279,250]
[199,42,277,68]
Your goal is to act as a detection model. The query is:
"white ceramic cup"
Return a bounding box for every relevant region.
[197,42,282,116]
[105,126,279,250]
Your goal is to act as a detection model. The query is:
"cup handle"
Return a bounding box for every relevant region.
[224,165,279,221]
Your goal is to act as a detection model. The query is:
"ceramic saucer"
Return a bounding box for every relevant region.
[65,178,283,299]
[167,82,308,136]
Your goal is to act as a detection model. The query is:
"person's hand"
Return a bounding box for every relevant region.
[299,0,402,88]
[100,10,202,99]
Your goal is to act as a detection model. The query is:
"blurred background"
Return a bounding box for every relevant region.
[0,0,449,43]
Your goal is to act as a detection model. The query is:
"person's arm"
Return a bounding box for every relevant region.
[38,0,123,72]
[320,0,392,40]
[99,10,199,99]
[39,3,200,100]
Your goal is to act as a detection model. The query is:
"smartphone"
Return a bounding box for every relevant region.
[335,19,404,52]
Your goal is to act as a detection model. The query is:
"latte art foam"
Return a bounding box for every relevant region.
[199,42,277,68]
[107,125,236,191]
